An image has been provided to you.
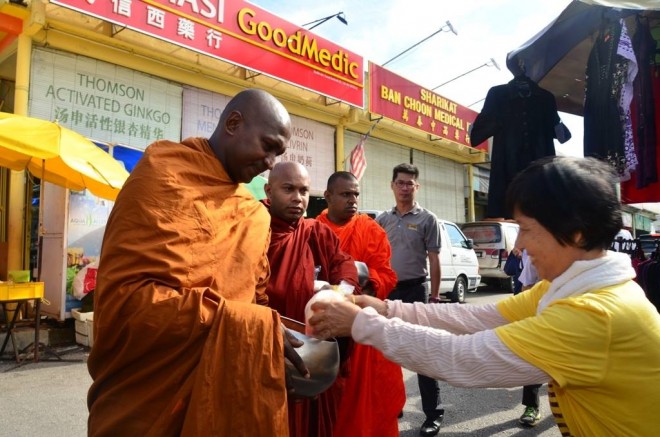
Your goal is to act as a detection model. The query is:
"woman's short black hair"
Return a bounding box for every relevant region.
[505,156,622,250]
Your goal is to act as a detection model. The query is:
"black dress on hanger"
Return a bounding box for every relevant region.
[471,75,566,219]
[584,18,626,172]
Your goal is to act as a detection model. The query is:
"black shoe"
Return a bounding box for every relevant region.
[419,416,443,436]
[398,410,404,419]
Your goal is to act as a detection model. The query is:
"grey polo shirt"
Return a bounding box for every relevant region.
[376,204,440,282]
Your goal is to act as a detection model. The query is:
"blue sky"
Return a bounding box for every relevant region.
[249,0,584,156]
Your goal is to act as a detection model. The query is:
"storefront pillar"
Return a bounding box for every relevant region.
[7,32,33,272]
[335,123,345,172]
[466,164,475,222]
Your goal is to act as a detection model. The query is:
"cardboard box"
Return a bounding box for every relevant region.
[86,314,94,348]
[72,309,94,347]
[71,308,93,322]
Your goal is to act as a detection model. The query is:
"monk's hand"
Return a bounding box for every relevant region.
[281,325,309,395]
[308,300,360,339]
[353,295,388,316]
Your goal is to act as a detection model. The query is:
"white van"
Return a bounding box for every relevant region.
[437,219,481,303]
[360,211,481,303]
[459,220,520,292]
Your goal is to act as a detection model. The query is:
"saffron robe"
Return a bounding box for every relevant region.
[265,208,359,437]
[88,138,288,437]
[317,211,405,437]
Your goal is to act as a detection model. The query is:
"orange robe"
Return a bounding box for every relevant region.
[88,138,288,437]
[317,211,406,437]
[265,209,359,437]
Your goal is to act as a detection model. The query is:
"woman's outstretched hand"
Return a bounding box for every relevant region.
[307,299,360,339]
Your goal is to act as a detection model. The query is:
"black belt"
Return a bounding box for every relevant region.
[395,276,427,288]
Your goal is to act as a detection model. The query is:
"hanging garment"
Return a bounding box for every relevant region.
[471,75,564,219]
[621,65,660,203]
[584,18,627,174]
[616,19,638,180]
[632,15,658,189]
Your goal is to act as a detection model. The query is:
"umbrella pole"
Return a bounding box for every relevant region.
[37,161,45,282]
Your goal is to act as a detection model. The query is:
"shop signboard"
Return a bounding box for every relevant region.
[622,211,633,228]
[51,0,364,108]
[369,62,485,149]
[30,48,182,150]
[182,86,335,196]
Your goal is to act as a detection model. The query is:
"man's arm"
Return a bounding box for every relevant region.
[428,251,441,301]
[424,213,441,302]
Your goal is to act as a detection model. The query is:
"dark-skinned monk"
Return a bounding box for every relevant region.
[317,171,405,436]
[263,161,360,437]
[87,89,308,437]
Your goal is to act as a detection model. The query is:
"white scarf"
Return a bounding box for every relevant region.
[537,251,636,314]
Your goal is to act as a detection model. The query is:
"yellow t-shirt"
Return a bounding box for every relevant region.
[496,280,660,437]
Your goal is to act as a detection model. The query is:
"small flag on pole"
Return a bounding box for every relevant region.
[350,136,367,181]
[349,117,381,181]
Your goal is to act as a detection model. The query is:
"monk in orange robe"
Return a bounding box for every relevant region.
[87,89,308,437]
[317,171,406,436]
[264,162,359,437]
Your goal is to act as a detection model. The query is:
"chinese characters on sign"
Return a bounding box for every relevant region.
[30,48,183,149]
[52,0,364,107]
[369,62,483,148]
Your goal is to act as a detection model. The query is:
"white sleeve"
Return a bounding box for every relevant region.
[386,300,508,334]
[352,307,550,387]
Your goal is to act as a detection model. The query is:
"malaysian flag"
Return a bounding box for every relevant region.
[350,136,367,181]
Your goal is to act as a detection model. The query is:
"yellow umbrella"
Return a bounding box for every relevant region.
[0,112,129,200]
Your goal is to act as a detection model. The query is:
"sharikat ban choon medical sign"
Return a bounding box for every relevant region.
[369,62,485,149]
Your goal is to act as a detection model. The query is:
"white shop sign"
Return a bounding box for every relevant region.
[182,86,335,195]
[30,48,183,150]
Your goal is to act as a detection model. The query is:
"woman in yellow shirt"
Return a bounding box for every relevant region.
[309,156,660,437]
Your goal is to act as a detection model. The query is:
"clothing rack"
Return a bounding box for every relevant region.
[610,237,639,254]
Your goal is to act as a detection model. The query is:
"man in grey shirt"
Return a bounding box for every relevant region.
[376,163,444,436]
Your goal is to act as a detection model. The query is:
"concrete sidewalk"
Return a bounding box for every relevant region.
[1,344,560,437]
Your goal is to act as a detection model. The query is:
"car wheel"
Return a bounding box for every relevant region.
[451,277,467,303]
[500,277,514,293]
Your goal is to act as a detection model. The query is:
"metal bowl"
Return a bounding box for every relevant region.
[355,261,370,288]
[282,317,340,398]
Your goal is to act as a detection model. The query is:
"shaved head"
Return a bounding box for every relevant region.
[208,88,291,183]
[326,171,357,191]
[324,171,360,225]
[219,89,288,129]
[268,161,308,184]
[265,162,310,223]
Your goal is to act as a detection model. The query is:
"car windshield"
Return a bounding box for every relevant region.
[461,225,502,244]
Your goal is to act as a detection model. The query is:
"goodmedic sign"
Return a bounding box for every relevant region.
[51,0,364,107]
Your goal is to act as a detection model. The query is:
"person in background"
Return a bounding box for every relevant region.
[308,156,660,437]
[317,171,405,437]
[376,163,444,437]
[88,89,308,436]
[504,247,524,294]
[263,161,359,437]
[515,250,543,427]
